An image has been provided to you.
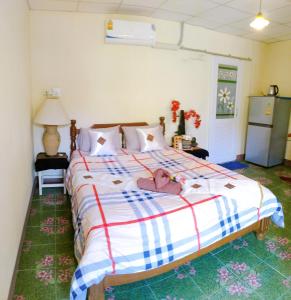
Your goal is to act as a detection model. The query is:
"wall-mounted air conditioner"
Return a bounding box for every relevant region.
[105,19,156,46]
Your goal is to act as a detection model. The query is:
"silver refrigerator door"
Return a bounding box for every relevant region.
[245,125,272,166]
[268,97,291,166]
[248,96,275,125]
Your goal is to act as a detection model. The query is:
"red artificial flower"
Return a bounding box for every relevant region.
[171,100,180,112]
[184,111,190,120]
[170,99,201,128]
[171,100,180,123]
[194,119,201,128]
[184,109,202,129]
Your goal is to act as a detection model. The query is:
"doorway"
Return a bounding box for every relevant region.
[208,57,242,164]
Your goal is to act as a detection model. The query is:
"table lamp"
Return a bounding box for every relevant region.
[34,98,69,156]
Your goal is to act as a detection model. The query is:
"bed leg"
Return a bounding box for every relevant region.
[88,281,105,300]
[255,218,270,240]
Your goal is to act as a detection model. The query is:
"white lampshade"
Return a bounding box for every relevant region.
[34,98,69,125]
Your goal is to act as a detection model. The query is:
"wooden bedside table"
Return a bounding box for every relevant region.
[35,152,69,195]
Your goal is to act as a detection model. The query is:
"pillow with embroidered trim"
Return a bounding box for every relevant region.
[136,126,167,152]
[123,125,167,151]
[78,126,121,152]
[89,129,118,156]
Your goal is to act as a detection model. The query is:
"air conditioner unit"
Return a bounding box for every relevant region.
[105,19,156,46]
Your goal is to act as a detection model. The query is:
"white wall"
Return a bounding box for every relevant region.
[261,40,291,160]
[30,11,266,158]
[0,1,33,299]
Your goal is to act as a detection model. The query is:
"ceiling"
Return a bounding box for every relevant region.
[28,0,291,43]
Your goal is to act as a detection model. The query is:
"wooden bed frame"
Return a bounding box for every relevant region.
[69,117,270,300]
[70,116,165,154]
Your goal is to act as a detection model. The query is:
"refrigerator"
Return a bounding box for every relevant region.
[245,96,291,167]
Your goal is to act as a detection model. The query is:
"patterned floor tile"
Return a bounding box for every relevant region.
[109,280,148,293]
[210,243,231,255]
[55,242,76,258]
[211,261,265,298]
[181,255,224,296]
[24,226,55,245]
[185,253,214,267]
[145,269,177,285]
[149,273,205,300]
[264,254,291,278]
[106,286,156,300]
[56,267,75,290]
[55,282,71,300]
[268,223,290,240]
[55,196,71,212]
[242,233,273,261]
[210,285,262,300]
[279,290,291,300]
[27,208,56,227]
[55,210,72,225]
[14,270,56,300]
[214,246,261,269]
[38,197,57,212]
[55,224,74,245]
[246,262,289,299]
[19,244,56,270]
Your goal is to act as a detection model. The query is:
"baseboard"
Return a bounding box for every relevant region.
[236,154,245,161]
[8,177,37,300]
[284,159,291,167]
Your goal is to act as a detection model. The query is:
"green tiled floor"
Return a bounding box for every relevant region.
[13,163,291,300]
[14,190,76,300]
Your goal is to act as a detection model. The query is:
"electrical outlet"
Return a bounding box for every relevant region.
[46,88,61,98]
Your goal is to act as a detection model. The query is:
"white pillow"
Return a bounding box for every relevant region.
[77,128,91,152]
[89,129,117,156]
[136,126,167,152]
[123,125,167,151]
[78,126,121,152]
[122,126,143,152]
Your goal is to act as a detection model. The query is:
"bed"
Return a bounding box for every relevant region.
[67,117,284,300]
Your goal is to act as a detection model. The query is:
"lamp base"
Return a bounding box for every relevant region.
[43,125,60,156]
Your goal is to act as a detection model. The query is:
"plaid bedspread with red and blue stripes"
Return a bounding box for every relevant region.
[66,149,284,300]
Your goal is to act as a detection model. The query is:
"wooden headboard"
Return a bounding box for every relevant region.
[70,116,165,154]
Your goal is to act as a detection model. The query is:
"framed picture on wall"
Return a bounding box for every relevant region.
[216,64,238,119]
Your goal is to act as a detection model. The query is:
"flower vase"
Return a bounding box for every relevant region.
[176,110,186,136]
